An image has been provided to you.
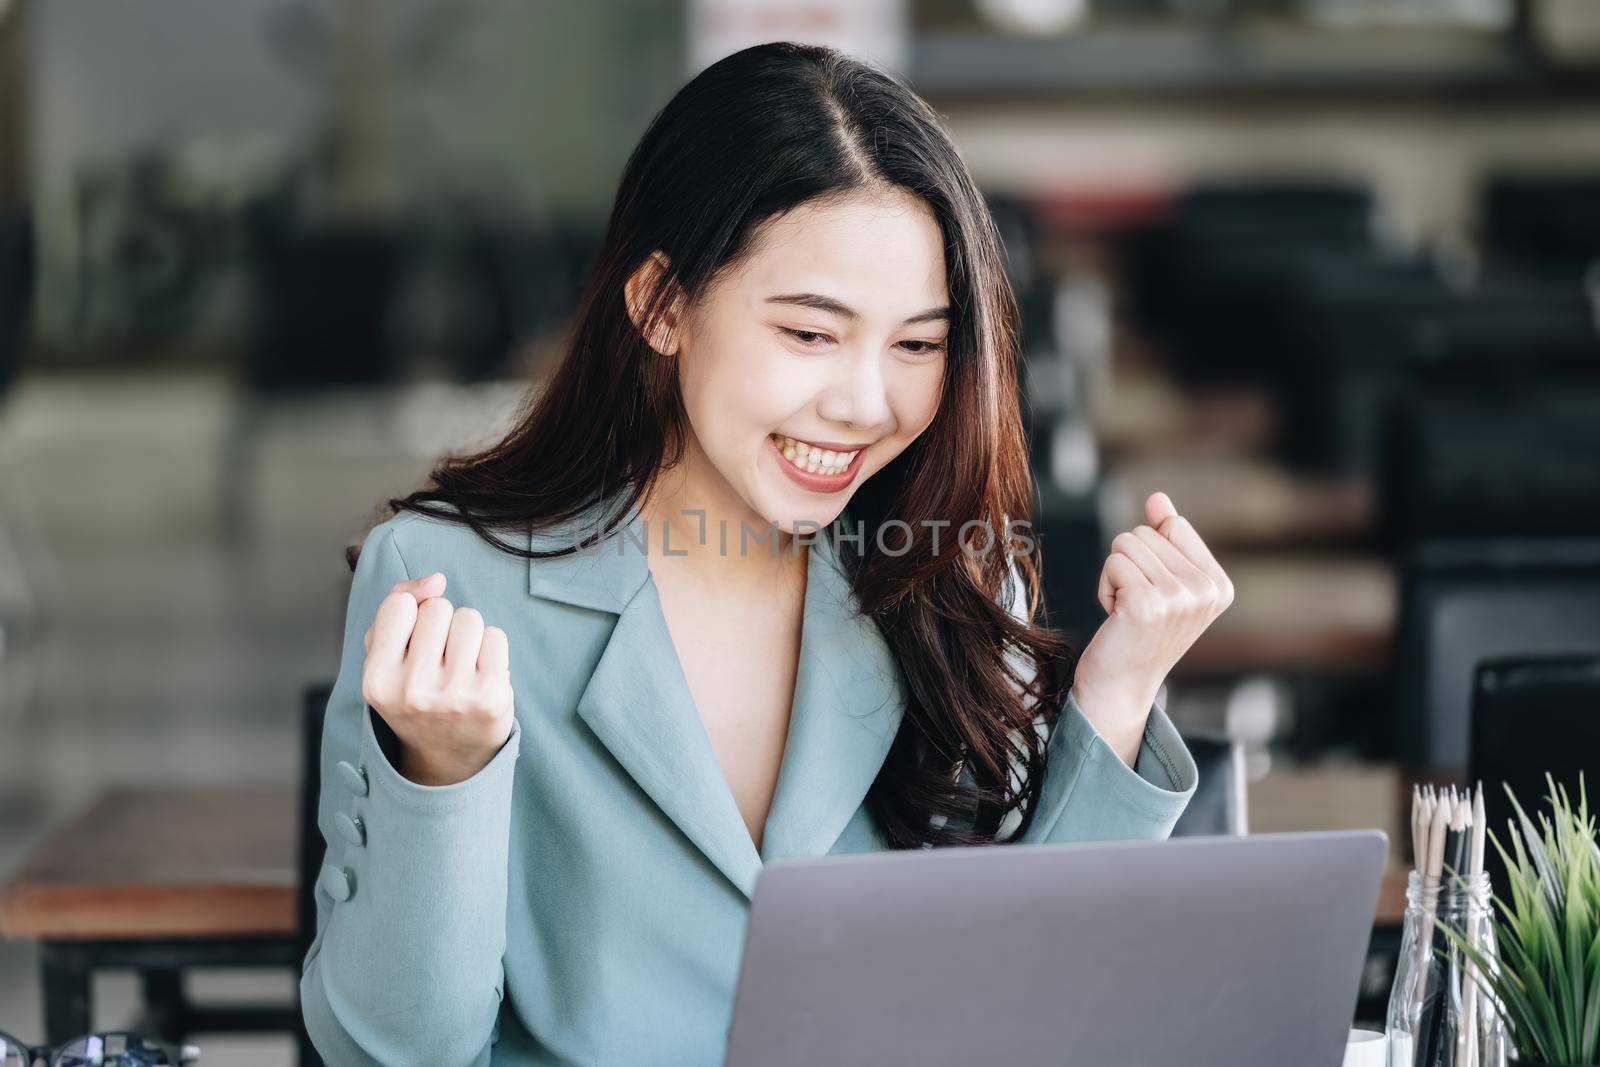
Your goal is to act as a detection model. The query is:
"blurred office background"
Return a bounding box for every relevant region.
[1,0,1598,1062]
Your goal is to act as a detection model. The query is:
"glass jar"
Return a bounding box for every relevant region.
[1386,870,1508,1067]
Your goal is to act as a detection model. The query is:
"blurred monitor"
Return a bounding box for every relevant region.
[1469,654,1600,893]
[1397,538,1600,774]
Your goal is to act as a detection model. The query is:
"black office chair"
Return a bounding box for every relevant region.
[1123,181,1377,387]
[1468,653,1600,896]
[0,211,34,655]
[1170,731,1249,838]
[0,209,31,401]
[297,681,334,1067]
[1032,479,1110,656]
[1380,387,1600,548]
[1396,538,1600,776]
[1266,256,1598,476]
[1484,173,1600,271]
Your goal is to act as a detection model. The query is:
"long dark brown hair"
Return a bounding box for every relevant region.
[350,40,1078,848]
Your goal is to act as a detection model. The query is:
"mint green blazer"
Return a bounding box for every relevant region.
[301,486,1197,1066]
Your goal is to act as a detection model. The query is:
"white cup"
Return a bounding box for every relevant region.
[1343,1027,1385,1067]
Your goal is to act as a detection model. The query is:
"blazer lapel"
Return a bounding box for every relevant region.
[527,490,905,900]
[527,487,763,897]
[758,530,905,863]
[524,486,652,614]
[574,575,767,898]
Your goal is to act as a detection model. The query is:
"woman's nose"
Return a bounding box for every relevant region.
[819,352,893,432]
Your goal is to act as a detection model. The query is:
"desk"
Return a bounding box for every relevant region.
[0,787,299,1045]
[1375,868,1408,926]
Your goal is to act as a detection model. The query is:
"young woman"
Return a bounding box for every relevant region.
[301,41,1232,1066]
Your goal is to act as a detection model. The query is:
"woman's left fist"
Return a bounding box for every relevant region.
[1071,491,1234,744]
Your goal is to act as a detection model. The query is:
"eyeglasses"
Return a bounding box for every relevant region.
[0,1031,198,1067]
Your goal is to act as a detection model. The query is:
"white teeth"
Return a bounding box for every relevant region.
[773,434,857,475]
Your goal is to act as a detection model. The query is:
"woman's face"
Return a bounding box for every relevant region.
[655,188,949,539]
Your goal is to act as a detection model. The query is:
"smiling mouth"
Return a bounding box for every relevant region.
[770,433,864,476]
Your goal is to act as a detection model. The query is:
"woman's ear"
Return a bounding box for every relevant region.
[623,250,685,356]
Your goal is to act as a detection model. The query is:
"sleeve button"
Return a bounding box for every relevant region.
[336,760,369,797]
[334,811,366,847]
[318,865,356,902]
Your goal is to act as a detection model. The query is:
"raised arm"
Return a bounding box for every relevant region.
[300,519,522,1067]
[1008,491,1232,844]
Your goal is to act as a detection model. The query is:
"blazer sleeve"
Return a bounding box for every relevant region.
[996,555,1198,845]
[1014,688,1197,845]
[300,518,523,1067]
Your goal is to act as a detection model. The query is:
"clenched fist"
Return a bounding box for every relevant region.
[361,571,516,787]
[1071,491,1234,766]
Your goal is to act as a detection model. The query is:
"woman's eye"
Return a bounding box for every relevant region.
[780,327,834,347]
[779,327,945,356]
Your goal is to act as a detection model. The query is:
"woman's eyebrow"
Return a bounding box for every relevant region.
[764,292,949,326]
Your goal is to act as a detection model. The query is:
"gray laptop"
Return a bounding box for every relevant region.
[724,830,1387,1067]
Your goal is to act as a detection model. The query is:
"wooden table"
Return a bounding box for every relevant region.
[1375,868,1409,927]
[0,787,301,1046]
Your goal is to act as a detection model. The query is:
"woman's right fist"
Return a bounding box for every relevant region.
[360,571,515,786]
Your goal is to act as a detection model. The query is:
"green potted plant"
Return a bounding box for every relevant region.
[1442,774,1600,1066]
